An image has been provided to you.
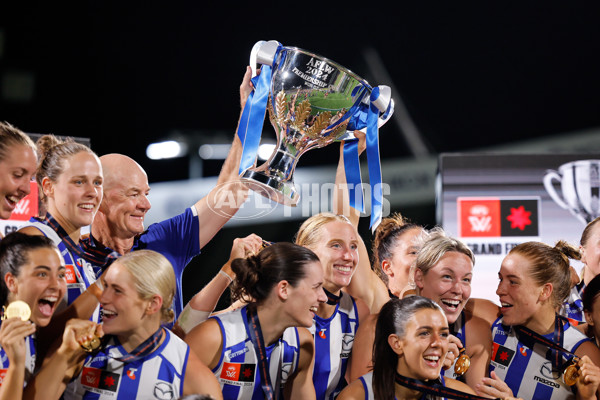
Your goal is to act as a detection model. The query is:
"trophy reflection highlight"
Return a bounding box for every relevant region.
[543,160,600,225]
[240,41,393,206]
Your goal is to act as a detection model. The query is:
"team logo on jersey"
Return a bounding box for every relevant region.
[81,367,120,393]
[281,362,293,383]
[519,345,528,357]
[318,329,327,339]
[0,369,7,386]
[220,362,255,386]
[540,361,561,380]
[126,368,137,380]
[491,343,515,367]
[340,333,354,358]
[153,381,175,400]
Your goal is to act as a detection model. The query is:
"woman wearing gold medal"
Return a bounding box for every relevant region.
[350,228,492,390]
[0,232,66,400]
[25,250,222,400]
[473,241,600,400]
[338,296,523,400]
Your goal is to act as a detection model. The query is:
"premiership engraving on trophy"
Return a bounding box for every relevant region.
[544,160,600,225]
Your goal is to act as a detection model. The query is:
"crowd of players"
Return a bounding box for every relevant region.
[1,68,600,400]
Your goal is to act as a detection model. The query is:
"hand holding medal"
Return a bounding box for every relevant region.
[2,300,31,321]
[454,347,471,376]
[60,318,104,354]
[564,355,600,398]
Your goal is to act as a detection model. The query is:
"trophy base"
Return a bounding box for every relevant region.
[241,170,299,207]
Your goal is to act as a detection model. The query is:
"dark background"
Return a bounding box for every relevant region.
[2,2,600,305]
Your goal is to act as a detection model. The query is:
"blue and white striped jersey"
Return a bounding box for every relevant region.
[64,328,188,400]
[211,306,301,400]
[490,316,590,400]
[310,291,359,400]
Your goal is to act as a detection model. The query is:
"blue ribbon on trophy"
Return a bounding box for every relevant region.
[343,86,394,229]
[237,41,282,175]
[236,40,394,230]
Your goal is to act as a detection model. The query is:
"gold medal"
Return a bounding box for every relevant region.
[80,335,102,353]
[3,300,31,321]
[454,348,471,376]
[563,363,580,386]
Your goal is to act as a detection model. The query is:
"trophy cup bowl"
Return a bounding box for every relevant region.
[543,159,600,225]
[241,46,374,206]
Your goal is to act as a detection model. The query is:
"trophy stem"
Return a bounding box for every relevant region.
[241,129,311,207]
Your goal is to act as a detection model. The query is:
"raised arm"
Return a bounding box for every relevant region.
[175,234,263,336]
[195,67,254,249]
[24,319,101,400]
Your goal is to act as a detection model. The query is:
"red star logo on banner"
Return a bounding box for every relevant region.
[500,351,509,361]
[506,206,531,230]
[104,376,115,387]
[243,368,253,378]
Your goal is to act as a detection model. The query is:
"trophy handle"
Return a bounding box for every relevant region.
[249,40,281,77]
[543,170,570,210]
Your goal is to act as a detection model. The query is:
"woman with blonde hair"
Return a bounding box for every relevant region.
[295,212,370,399]
[351,228,492,390]
[27,249,222,400]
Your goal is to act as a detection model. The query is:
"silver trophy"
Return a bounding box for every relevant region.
[240,40,393,206]
[543,160,600,224]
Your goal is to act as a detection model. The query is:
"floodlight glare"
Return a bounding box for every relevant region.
[146,140,188,160]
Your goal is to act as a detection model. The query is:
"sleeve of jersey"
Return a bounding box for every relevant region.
[138,207,201,276]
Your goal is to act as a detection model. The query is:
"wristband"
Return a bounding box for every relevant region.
[219,270,234,283]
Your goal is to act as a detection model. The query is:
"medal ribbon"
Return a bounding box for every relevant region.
[323,288,342,305]
[513,315,577,371]
[111,327,165,363]
[243,305,280,400]
[394,372,501,400]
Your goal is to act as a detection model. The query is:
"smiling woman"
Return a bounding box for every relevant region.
[0,232,65,400]
[295,212,370,400]
[23,250,223,400]
[409,228,493,391]
[477,241,600,400]
[337,297,486,400]
[185,242,326,400]
[17,135,106,317]
[0,122,37,223]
